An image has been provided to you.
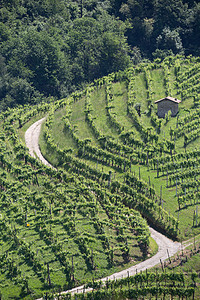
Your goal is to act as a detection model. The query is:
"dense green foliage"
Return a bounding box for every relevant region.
[0,0,199,109]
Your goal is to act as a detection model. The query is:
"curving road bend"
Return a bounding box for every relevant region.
[25,117,53,168]
[60,227,181,297]
[25,118,182,299]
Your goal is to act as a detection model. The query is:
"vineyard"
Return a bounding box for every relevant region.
[0,55,200,299]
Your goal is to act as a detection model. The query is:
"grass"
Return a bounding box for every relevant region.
[70,96,99,145]
[148,236,159,256]
[134,72,148,110]
[90,87,119,138]
[52,108,77,152]
[111,81,134,130]
[150,68,166,99]
[39,122,60,166]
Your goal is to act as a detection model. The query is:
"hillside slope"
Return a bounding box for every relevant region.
[0,55,200,299]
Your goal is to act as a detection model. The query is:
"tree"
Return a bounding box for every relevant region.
[0,55,9,101]
[156,27,183,54]
[100,31,130,75]
[154,0,186,32]
[9,78,35,105]
[189,3,200,52]
[3,29,71,97]
[67,16,130,83]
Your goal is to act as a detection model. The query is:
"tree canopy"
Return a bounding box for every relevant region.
[0,0,199,109]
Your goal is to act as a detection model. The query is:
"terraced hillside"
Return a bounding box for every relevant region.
[40,55,200,240]
[0,55,200,299]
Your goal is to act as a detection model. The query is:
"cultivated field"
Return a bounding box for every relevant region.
[0,55,200,299]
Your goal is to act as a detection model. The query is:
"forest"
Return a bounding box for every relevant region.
[0,0,200,110]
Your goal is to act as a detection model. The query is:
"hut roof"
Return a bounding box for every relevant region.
[155,96,181,104]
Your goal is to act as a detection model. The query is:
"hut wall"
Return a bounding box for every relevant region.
[157,100,179,118]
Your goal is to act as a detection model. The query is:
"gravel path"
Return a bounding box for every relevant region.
[25,117,53,168]
[25,118,182,299]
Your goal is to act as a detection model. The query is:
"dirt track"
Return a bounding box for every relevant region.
[25,118,182,299]
[25,117,53,168]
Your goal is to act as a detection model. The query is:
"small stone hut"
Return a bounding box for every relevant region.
[155,96,181,118]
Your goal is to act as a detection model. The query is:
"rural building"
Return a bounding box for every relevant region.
[155,96,181,118]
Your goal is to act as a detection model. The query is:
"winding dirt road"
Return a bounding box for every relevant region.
[25,118,182,299]
[25,117,53,168]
